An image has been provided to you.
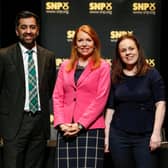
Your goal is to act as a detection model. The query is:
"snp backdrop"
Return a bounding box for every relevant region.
[41,0,161,69]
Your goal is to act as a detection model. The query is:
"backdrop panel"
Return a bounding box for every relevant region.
[41,0,161,69]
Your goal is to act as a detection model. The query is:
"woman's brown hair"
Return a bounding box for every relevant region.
[112,34,151,83]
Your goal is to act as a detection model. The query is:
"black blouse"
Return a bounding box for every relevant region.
[107,68,166,133]
[74,64,85,85]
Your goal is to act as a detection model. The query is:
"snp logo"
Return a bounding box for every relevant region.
[132,2,156,15]
[66,30,75,42]
[110,31,133,42]
[146,58,155,67]
[89,2,112,15]
[45,2,69,14]
[56,58,67,68]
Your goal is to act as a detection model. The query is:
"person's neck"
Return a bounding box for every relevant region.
[78,58,89,67]
[123,66,137,76]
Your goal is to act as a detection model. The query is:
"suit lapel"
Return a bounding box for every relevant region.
[36,46,45,86]
[12,44,25,85]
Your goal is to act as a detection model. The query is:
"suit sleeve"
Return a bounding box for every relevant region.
[48,53,56,98]
[0,51,4,93]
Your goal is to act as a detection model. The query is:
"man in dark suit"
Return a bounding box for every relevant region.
[0,10,56,168]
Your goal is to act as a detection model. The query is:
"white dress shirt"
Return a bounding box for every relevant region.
[19,43,41,111]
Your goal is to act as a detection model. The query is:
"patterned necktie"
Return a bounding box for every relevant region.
[27,50,38,113]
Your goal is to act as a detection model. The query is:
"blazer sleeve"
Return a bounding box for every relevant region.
[52,62,66,127]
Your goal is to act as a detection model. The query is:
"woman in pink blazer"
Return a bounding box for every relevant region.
[52,24,111,168]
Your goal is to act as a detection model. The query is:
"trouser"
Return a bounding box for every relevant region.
[3,112,46,168]
[109,127,159,168]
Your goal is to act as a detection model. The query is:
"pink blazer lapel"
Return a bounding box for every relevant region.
[67,69,76,87]
[76,63,92,86]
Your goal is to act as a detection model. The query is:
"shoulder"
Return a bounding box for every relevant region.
[37,45,55,56]
[100,59,111,69]
[147,67,163,81]
[60,59,69,66]
[0,44,19,61]
[0,43,18,54]
[147,67,160,76]
[58,59,70,70]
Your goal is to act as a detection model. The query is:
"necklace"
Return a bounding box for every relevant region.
[78,59,88,67]
[123,69,137,76]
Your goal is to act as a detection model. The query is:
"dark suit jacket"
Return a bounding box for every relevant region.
[0,43,56,140]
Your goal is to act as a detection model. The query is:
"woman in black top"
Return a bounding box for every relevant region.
[105,34,166,168]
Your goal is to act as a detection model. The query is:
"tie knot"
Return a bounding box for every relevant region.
[27,50,33,56]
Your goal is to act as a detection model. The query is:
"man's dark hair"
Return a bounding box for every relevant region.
[15,10,40,28]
